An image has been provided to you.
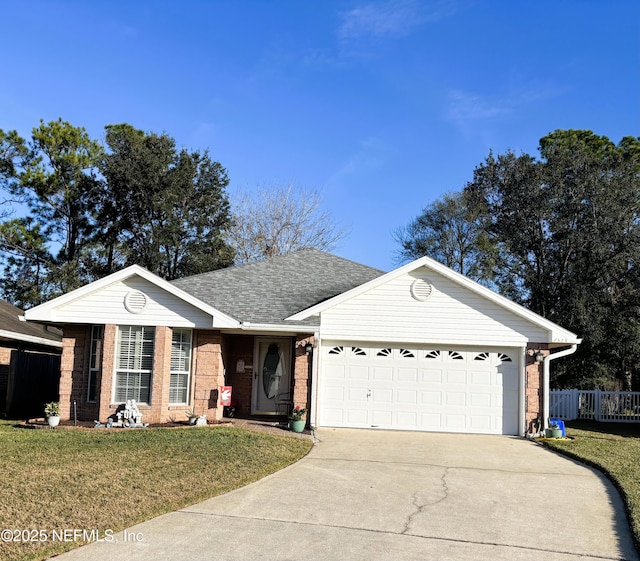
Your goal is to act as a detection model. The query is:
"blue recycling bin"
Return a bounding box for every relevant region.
[549,418,566,437]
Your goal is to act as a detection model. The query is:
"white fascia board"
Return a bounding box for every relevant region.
[239,322,319,334]
[23,265,240,329]
[0,329,63,348]
[287,256,581,345]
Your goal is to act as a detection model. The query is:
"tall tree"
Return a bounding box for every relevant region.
[98,124,234,279]
[0,119,103,305]
[394,191,497,284]
[465,130,640,388]
[227,183,347,265]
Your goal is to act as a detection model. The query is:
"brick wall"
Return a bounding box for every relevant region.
[191,330,224,422]
[525,344,548,432]
[293,335,313,424]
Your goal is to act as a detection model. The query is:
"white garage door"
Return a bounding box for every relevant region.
[318,343,519,435]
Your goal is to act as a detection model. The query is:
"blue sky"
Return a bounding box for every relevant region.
[2,0,638,271]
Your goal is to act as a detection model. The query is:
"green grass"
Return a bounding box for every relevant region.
[0,421,312,561]
[544,421,640,551]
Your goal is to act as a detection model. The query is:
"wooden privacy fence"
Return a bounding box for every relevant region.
[550,389,640,422]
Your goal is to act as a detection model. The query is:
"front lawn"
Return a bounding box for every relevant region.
[0,421,312,561]
[544,421,640,551]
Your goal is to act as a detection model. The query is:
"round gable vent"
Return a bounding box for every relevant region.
[124,291,148,314]
[410,279,433,302]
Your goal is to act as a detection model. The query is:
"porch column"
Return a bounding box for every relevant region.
[293,335,314,420]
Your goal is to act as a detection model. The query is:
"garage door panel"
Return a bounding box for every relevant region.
[373,366,393,381]
[445,392,466,406]
[325,365,346,379]
[446,370,466,384]
[398,368,418,382]
[421,412,443,428]
[324,386,345,401]
[421,390,442,405]
[372,388,393,403]
[320,344,519,435]
[397,389,418,404]
[346,409,368,424]
[470,415,492,430]
[347,387,369,401]
[371,410,392,426]
[470,370,491,385]
[348,366,370,380]
[422,369,442,383]
[397,411,418,427]
[470,392,491,407]
[445,413,466,428]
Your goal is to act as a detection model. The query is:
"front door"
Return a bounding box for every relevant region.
[252,337,292,415]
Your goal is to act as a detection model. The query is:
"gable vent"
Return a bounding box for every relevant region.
[124,291,148,314]
[410,279,433,302]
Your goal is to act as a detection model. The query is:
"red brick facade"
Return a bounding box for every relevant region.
[525,344,548,433]
[59,324,314,425]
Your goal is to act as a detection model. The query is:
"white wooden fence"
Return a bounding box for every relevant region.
[550,389,640,422]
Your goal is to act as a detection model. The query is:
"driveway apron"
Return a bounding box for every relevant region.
[50,428,638,561]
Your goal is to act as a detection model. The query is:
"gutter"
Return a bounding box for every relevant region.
[239,321,320,333]
[0,329,63,348]
[542,344,578,430]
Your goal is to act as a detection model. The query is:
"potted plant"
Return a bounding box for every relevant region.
[289,405,307,433]
[545,421,563,439]
[185,407,199,425]
[44,401,61,428]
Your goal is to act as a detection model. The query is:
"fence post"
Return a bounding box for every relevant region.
[571,388,578,420]
[595,389,601,421]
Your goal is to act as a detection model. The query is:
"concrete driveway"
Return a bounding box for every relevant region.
[51,428,637,561]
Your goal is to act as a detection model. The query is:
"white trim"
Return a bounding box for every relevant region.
[239,322,318,334]
[0,329,62,348]
[286,256,581,345]
[309,331,320,430]
[518,347,526,437]
[542,345,578,430]
[23,265,240,329]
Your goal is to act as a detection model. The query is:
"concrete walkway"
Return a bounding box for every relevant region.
[50,429,638,561]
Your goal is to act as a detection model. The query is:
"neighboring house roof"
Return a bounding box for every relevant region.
[288,255,581,346]
[171,249,385,328]
[0,299,62,348]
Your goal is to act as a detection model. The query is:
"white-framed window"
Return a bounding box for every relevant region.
[170,328,192,404]
[114,326,155,404]
[87,325,103,403]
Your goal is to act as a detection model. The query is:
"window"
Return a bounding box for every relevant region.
[87,325,103,402]
[114,326,155,404]
[170,329,192,404]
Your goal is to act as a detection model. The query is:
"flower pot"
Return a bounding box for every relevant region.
[289,419,305,433]
[545,428,563,438]
[47,415,61,428]
[188,416,198,425]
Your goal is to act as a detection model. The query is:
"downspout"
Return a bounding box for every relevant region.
[309,331,320,430]
[542,344,578,430]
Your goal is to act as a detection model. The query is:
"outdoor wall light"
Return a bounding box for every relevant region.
[534,351,545,363]
[304,342,314,355]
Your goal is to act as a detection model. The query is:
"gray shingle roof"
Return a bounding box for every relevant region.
[171,249,385,327]
[0,299,62,346]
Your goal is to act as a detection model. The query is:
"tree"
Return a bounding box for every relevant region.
[464,130,640,388]
[394,191,497,284]
[227,183,347,264]
[98,124,234,279]
[0,119,103,305]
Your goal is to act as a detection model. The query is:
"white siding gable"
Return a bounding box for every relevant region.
[320,267,549,345]
[51,277,215,327]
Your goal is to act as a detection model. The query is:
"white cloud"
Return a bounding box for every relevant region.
[338,0,457,40]
[445,84,564,124]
